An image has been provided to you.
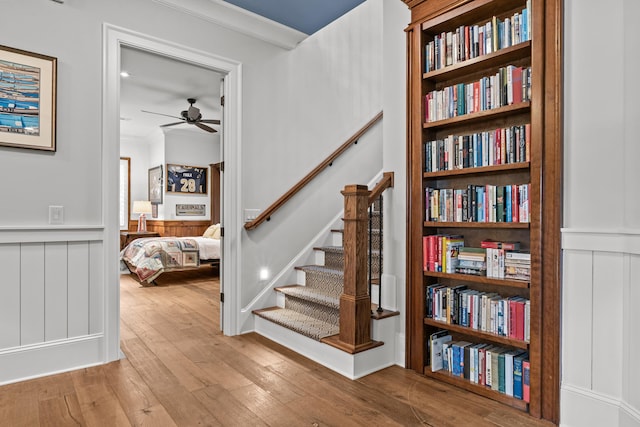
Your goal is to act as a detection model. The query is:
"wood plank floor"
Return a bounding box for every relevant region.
[0,267,555,426]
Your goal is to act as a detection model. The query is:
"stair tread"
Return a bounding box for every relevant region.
[275,285,340,308]
[254,307,339,340]
[313,245,344,253]
[294,265,345,275]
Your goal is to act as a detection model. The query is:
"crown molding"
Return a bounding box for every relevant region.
[152,0,307,50]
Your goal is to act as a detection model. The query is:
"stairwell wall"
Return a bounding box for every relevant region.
[238,1,384,332]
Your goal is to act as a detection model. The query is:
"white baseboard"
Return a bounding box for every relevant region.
[561,384,640,427]
[0,334,106,385]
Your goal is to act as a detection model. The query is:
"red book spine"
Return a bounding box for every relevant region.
[495,129,501,164]
[428,235,437,272]
[516,300,525,340]
[509,300,517,339]
[512,184,519,223]
[437,235,443,272]
[500,128,507,164]
[478,347,486,385]
[473,81,480,113]
[525,123,531,162]
[512,66,523,104]
[423,236,429,272]
[523,360,531,402]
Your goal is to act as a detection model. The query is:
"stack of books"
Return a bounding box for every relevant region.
[455,247,486,276]
[505,251,531,281]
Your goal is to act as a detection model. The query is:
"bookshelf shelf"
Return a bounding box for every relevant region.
[423,102,530,130]
[423,318,529,349]
[423,41,531,82]
[422,368,529,411]
[423,271,530,289]
[423,221,530,229]
[423,162,530,178]
[405,0,562,421]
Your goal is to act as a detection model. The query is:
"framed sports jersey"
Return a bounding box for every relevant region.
[166,164,208,195]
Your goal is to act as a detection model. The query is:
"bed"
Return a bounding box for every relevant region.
[121,224,221,284]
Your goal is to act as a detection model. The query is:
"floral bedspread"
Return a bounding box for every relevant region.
[121,237,200,283]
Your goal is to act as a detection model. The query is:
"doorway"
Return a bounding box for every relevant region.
[103,25,242,363]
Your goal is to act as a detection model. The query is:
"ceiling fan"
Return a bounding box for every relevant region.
[142,98,220,133]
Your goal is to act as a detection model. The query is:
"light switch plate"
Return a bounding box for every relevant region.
[49,206,64,224]
[244,208,260,222]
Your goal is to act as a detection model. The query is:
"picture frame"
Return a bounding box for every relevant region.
[166,164,208,195]
[148,165,163,204]
[0,45,57,151]
[176,204,206,216]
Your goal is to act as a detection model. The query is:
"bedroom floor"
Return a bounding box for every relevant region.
[0,267,552,426]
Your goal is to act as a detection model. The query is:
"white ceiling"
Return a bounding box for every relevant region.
[119,46,224,139]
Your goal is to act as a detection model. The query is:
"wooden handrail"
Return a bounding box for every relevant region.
[368,172,394,206]
[244,111,383,230]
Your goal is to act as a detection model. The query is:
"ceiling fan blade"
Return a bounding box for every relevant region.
[199,119,221,125]
[160,121,185,128]
[195,122,217,133]
[141,110,184,120]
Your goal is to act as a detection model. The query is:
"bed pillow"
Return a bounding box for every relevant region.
[203,224,220,239]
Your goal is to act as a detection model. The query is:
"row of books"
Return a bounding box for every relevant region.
[424,65,531,123]
[424,1,532,72]
[426,283,530,340]
[429,331,530,401]
[425,184,531,223]
[484,239,532,279]
[424,124,531,173]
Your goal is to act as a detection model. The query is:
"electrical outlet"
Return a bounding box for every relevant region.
[49,206,64,224]
[244,209,260,222]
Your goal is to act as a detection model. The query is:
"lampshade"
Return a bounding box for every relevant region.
[132,200,152,215]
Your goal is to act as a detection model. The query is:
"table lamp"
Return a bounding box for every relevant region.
[132,200,152,232]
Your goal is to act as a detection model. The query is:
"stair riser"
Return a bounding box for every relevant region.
[302,269,344,295]
[321,251,381,276]
[285,296,339,327]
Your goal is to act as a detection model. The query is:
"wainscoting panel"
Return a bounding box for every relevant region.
[21,243,46,346]
[45,242,69,342]
[592,251,624,398]
[562,249,594,390]
[0,244,20,349]
[561,229,640,427]
[89,240,104,335]
[0,227,106,384]
[68,241,90,338]
[628,254,640,413]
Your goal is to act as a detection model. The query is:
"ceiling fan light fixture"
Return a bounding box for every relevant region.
[142,98,220,133]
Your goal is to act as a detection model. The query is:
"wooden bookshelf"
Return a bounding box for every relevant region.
[403,0,562,423]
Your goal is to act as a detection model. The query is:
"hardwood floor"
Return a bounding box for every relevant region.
[0,267,554,426]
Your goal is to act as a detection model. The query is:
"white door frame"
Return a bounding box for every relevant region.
[102,24,242,362]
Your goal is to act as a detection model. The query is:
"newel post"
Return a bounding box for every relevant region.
[339,184,373,351]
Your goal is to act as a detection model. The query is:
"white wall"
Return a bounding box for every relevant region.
[562,0,640,425]
[237,0,385,332]
[162,128,220,220]
[382,0,410,367]
[0,0,395,384]
[0,0,285,384]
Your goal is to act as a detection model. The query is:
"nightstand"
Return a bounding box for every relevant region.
[120,231,160,250]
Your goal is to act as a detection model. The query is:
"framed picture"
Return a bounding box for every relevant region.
[166,164,208,195]
[176,204,206,216]
[148,165,163,204]
[0,45,57,151]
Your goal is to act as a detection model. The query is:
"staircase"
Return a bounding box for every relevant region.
[253,199,396,379]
